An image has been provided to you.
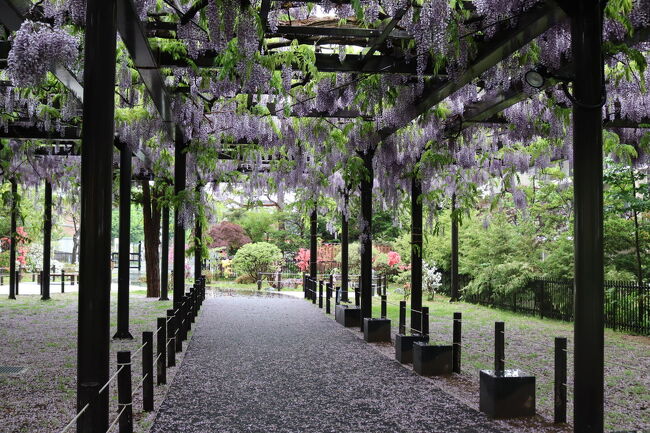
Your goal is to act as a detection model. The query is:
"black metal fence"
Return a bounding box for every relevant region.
[460,276,649,335]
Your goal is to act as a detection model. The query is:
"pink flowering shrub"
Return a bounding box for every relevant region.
[295,248,310,272]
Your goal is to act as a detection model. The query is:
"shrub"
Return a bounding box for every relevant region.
[232,242,282,282]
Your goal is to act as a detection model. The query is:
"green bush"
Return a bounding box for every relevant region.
[334,241,379,273]
[232,242,282,282]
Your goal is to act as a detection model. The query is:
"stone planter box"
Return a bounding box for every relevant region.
[413,342,453,376]
[395,334,429,364]
[479,369,536,418]
[335,304,361,328]
[363,318,391,343]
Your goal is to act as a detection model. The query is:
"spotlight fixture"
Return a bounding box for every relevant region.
[524,66,550,88]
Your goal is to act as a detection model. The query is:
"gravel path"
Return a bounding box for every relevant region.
[151,295,506,433]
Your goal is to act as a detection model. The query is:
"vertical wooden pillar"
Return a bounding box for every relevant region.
[160,205,169,300]
[309,207,317,282]
[173,127,186,309]
[410,175,422,334]
[8,179,17,300]
[77,0,117,430]
[194,185,202,282]
[42,181,52,301]
[571,2,605,432]
[450,193,460,301]
[360,150,374,330]
[341,198,349,302]
[114,144,133,339]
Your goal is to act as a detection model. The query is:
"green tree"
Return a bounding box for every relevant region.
[232,242,282,282]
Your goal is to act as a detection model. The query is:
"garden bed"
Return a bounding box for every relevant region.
[0,290,184,433]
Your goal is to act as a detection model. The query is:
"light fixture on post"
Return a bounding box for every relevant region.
[524,66,549,89]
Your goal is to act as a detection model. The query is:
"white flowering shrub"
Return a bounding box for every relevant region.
[423,261,442,300]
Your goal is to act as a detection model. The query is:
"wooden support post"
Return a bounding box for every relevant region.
[142,332,154,412]
[494,322,505,372]
[453,312,462,374]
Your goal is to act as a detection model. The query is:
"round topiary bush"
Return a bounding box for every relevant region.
[232,242,282,283]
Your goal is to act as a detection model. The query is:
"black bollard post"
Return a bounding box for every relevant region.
[495,322,505,372]
[453,312,462,374]
[399,301,406,334]
[554,337,567,423]
[190,289,196,324]
[303,274,307,299]
[61,269,65,293]
[381,295,387,319]
[326,283,331,314]
[117,351,133,433]
[166,310,177,366]
[157,318,167,385]
[257,275,262,291]
[318,280,323,309]
[142,332,154,412]
[354,284,360,307]
[422,307,429,338]
[185,293,192,332]
[311,280,316,305]
[15,270,19,296]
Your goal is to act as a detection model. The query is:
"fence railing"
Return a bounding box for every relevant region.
[460,277,649,335]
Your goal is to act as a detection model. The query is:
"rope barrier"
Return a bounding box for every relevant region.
[59,403,90,433]
[131,341,148,358]
[98,364,125,396]
[106,405,127,433]
[132,373,149,398]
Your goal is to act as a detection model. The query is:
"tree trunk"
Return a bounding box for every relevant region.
[71,216,80,265]
[141,181,161,298]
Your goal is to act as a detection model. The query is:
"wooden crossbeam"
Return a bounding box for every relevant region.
[453,23,650,135]
[117,0,175,138]
[378,1,566,139]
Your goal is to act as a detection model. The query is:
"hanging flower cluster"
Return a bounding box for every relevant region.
[7,21,78,87]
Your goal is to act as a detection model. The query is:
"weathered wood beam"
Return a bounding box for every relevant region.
[379,1,566,139]
[453,23,650,134]
[157,49,438,75]
[116,0,175,138]
[362,6,410,61]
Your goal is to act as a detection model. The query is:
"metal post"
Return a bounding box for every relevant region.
[555,337,567,424]
[76,2,117,429]
[194,185,202,282]
[318,280,323,309]
[42,181,52,301]
[142,332,154,412]
[303,274,307,299]
[160,205,170,301]
[311,280,316,305]
[494,322,505,372]
[61,269,65,293]
[411,176,423,332]
[115,144,133,339]
[173,126,187,309]
[166,309,177,366]
[381,295,387,319]
[399,301,406,334]
[309,208,318,285]
[355,277,360,306]
[8,179,17,300]
[571,2,605,432]
[326,283,331,314]
[453,312,462,374]
[116,351,133,433]
[137,241,142,272]
[360,150,374,332]
[157,317,166,385]
[341,199,349,302]
[450,193,460,301]
[421,307,429,338]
